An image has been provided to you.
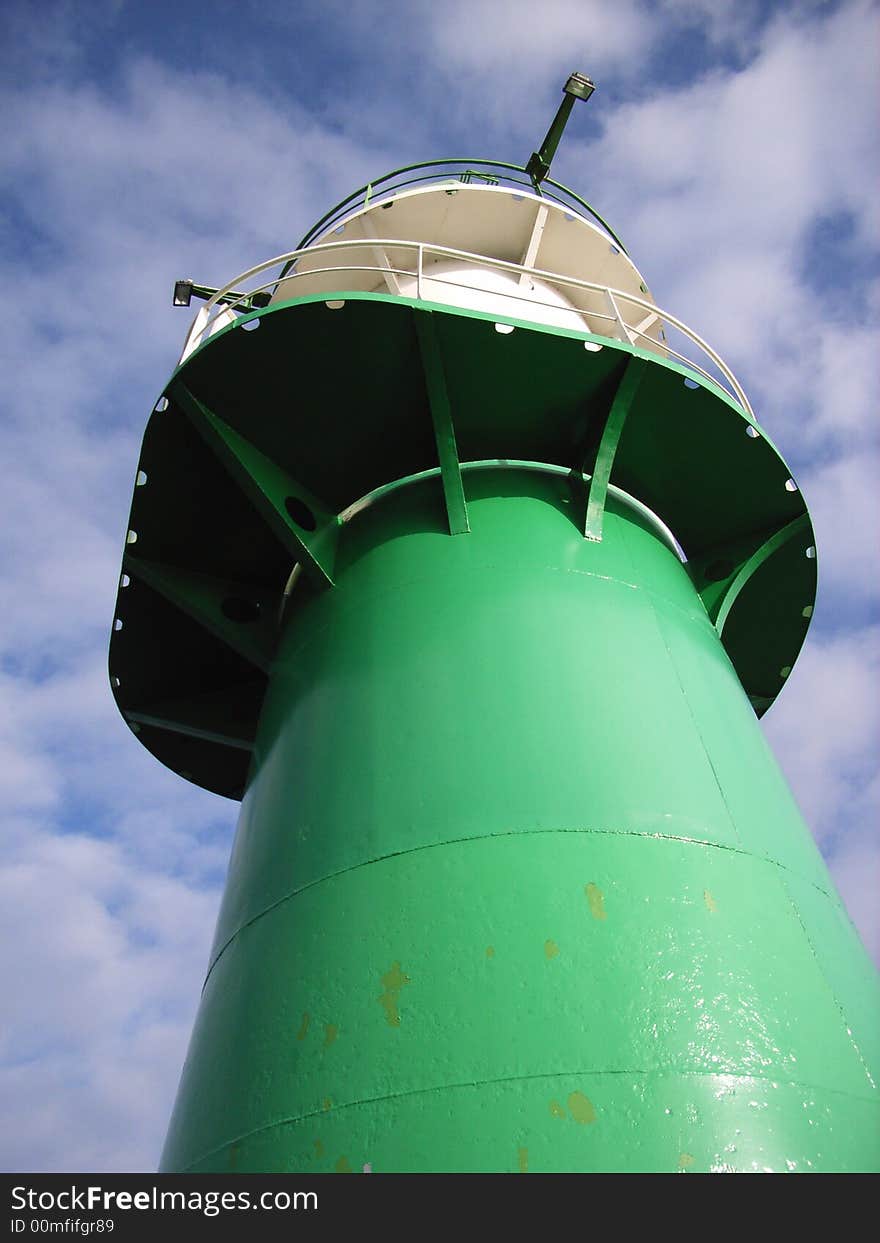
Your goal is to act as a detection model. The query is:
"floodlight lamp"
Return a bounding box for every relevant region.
[173,279,194,308]
[564,72,595,102]
[526,72,596,185]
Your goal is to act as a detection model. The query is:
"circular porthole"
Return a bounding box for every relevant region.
[284,496,317,531]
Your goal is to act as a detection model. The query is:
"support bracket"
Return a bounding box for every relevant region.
[124,693,254,752]
[583,356,647,541]
[123,554,277,673]
[519,204,549,283]
[714,514,810,637]
[170,382,340,587]
[414,311,470,535]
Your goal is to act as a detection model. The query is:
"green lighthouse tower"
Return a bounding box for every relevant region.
[110,78,879,1173]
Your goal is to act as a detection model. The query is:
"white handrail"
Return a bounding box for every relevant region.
[180,238,753,416]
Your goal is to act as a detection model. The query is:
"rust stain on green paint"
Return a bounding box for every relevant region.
[585,882,607,920]
[378,961,411,1027]
[296,1012,310,1041]
[704,889,718,912]
[314,1139,324,1158]
[486,945,495,958]
[227,1141,240,1169]
[322,1097,332,1112]
[550,1100,566,1119]
[518,1147,529,1173]
[544,939,559,959]
[324,1023,338,1048]
[335,1156,352,1173]
[567,1091,597,1124]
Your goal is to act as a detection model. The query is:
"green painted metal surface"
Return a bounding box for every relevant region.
[157,467,878,1172]
[110,276,879,1170]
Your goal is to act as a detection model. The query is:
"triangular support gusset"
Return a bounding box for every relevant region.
[170,382,340,587]
[123,554,278,673]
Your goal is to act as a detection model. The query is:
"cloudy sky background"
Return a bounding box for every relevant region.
[1,0,877,1171]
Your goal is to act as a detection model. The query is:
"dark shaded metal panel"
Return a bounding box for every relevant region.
[173,298,440,511]
[123,555,277,673]
[716,514,810,636]
[172,381,340,587]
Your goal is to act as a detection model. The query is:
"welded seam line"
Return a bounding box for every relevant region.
[179,1067,880,1173]
[279,562,715,674]
[202,824,832,990]
[642,582,742,848]
[777,872,876,1092]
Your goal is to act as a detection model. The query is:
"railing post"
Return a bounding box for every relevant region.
[606,289,635,345]
[178,241,752,418]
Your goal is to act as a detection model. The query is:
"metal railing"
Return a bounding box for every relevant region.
[179,239,753,417]
[295,160,628,254]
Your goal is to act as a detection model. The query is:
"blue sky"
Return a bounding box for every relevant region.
[1,0,877,1172]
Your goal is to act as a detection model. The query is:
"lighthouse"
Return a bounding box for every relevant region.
[110,77,879,1173]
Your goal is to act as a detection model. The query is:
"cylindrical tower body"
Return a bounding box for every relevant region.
[110,162,880,1173]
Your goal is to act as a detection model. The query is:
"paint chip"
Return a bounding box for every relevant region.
[518,1147,529,1173]
[679,1152,695,1169]
[550,1100,566,1119]
[324,1023,338,1048]
[335,1156,352,1173]
[704,889,718,912]
[378,961,411,1027]
[296,1012,310,1041]
[544,939,559,959]
[585,882,607,920]
[362,1163,372,1174]
[567,1091,597,1124]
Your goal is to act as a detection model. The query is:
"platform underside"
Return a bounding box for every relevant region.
[110,293,815,798]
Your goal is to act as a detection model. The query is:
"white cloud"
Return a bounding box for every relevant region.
[0,47,395,1173]
[420,0,656,76]
[570,1,879,386]
[764,626,880,843]
[799,449,880,609]
[763,624,880,965]
[825,824,880,971]
[561,1,880,614]
[0,828,220,1170]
